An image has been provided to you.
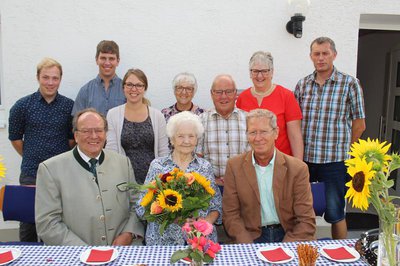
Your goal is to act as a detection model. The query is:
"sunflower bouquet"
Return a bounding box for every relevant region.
[138,168,215,234]
[345,138,400,265]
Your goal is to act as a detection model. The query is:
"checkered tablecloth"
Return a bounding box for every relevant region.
[0,239,368,265]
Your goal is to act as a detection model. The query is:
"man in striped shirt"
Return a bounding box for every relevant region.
[294,37,366,239]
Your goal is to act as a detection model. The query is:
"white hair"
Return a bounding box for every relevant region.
[166,111,204,138]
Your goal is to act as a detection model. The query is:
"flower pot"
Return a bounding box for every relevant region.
[189,260,204,266]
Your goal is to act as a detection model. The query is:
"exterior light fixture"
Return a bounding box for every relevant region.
[286,0,310,38]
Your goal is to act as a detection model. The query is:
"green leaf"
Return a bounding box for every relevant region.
[170,249,191,263]
[190,251,203,262]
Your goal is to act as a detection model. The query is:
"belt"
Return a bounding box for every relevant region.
[262,224,282,229]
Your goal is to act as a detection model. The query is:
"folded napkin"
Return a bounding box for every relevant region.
[0,250,13,263]
[86,249,114,262]
[261,247,291,262]
[323,246,355,260]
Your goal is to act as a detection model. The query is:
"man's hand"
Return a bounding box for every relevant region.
[112,232,133,246]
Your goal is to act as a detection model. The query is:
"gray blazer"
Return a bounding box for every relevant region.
[35,148,144,245]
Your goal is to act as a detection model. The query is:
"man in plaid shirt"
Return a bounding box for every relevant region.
[196,74,249,192]
[294,37,366,239]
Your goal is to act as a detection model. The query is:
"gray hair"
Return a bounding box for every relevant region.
[310,37,337,54]
[166,111,204,138]
[249,51,274,70]
[211,74,237,91]
[72,108,108,132]
[172,72,198,94]
[246,109,277,130]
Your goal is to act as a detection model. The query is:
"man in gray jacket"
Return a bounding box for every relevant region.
[35,108,143,245]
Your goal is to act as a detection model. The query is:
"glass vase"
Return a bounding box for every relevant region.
[189,260,204,266]
[378,207,400,266]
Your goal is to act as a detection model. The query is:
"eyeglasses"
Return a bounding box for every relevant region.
[175,86,194,93]
[124,82,145,91]
[250,69,271,76]
[116,182,130,192]
[76,128,106,135]
[247,129,275,138]
[211,89,236,96]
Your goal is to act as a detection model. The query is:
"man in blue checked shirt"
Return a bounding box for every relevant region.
[8,57,75,242]
[294,36,366,239]
[72,40,126,116]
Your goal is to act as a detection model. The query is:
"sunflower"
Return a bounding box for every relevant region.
[140,190,155,207]
[192,172,215,195]
[345,157,375,211]
[346,138,391,172]
[0,156,6,180]
[157,189,183,212]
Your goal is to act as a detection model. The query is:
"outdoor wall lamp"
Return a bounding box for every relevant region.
[286,0,310,38]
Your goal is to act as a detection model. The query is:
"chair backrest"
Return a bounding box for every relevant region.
[311,182,326,217]
[1,185,36,224]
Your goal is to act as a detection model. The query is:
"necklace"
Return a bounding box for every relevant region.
[251,83,275,98]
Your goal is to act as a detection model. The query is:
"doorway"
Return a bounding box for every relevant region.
[357,30,400,191]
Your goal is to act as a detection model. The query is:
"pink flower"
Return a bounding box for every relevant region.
[199,236,207,247]
[208,241,221,253]
[184,173,196,185]
[193,220,213,236]
[182,222,191,233]
[150,201,163,214]
[206,249,216,258]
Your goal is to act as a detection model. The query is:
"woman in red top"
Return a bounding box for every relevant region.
[236,51,304,159]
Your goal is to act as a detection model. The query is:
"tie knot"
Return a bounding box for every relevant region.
[89,158,98,167]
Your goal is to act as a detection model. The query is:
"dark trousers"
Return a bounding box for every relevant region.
[19,173,38,242]
[253,225,285,243]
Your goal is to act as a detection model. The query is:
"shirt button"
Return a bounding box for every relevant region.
[226,142,229,145]
[96,195,101,200]
[101,235,106,241]
[100,215,105,221]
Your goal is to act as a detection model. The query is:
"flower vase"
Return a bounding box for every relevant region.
[378,207,400,266]
[189,260,204,266]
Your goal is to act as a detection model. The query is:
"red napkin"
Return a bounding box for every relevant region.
[323,247,355,260]
[0,250,14,263]
[86,249,114,262]
[261,247,291,262]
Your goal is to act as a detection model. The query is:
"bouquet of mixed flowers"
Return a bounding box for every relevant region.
[170,220,222,264]
[138,168,215,234]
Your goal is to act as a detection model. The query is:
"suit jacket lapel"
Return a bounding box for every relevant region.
[243,151,261,204]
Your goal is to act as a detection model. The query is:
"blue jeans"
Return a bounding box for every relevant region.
[306,161,347,224]
[253,225,285,243]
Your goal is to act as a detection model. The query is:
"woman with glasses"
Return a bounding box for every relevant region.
[161,72,204,122]
[106,68,169,184]
[236,51,304,160]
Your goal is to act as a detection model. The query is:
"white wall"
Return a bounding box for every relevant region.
[0,0,399,187]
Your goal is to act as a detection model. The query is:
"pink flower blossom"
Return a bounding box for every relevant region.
[150,201,163,214]
[193,220,213,236]
[182,222,191,233]
[184,173,196,185]
[208,241,221,253]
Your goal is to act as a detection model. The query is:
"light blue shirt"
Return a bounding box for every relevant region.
[72,75,126,116]
[252,149,280,226]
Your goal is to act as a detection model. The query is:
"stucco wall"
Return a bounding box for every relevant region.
[0,0,399,188]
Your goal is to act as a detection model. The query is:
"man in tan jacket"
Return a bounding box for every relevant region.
[223,109,315,243]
